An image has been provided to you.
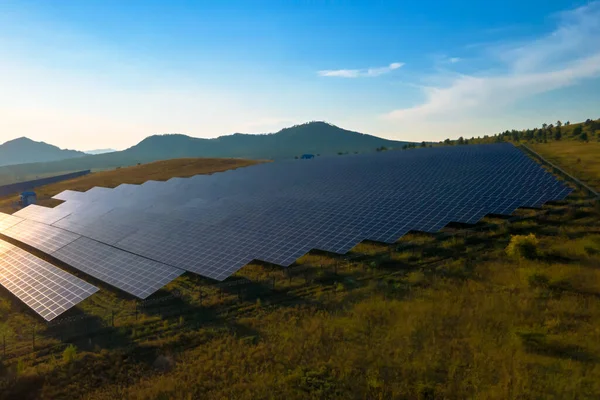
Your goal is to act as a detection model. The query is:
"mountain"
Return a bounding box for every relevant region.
[0,137,86,167]
[0,122,411,183]
[128,121,407,160]
[85,148,116,155]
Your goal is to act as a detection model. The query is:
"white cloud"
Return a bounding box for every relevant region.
[448,57,461,64]
[383,2,600,136]
[318,62,404,78]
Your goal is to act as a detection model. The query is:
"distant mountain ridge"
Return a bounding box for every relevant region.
[0,121,410,183]
[128,121,407,160]
[0,137,85,167]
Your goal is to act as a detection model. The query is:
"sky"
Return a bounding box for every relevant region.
[0,0,599,151]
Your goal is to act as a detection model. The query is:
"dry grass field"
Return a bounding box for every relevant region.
[0,147,599,399]
[0,157,261,214]
[531,141,600,192]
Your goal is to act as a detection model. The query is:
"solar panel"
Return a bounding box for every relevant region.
[2,219,81,254]
[0,213,24,232]
[52,237,184,299]
[8,144,573,289]
[0,239,98,321]
[13,205,71,225]
[52,190,86,202]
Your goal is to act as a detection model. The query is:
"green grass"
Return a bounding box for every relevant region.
[1,148,600,399]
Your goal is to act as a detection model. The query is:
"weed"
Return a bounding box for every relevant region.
[506,234,539,259]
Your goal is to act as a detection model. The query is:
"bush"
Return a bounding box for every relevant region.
[62,344,77,364]
[506,234,539,259]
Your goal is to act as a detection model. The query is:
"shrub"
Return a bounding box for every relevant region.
[406,270,426,286]
[62,344,77,364]
[527,273,549,288]
[506,234,539,259]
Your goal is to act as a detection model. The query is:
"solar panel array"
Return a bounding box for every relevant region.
[7,144,571,290]
[0,212,184,299]
[0,239,98,321]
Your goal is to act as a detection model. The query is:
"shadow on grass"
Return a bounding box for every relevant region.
[519,332,598,363]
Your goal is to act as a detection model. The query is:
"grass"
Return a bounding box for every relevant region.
[530,141,600,192]
[0,157,261,214]
[0,144,599,399]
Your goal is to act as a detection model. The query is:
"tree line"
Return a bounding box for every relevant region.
[435,118,600,147]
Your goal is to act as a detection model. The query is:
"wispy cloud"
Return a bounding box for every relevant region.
[318,62,404,78]
[384,2,600,126]
[448,57,461,64]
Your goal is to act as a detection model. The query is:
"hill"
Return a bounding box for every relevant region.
[0,122,409,184]
[129,121,407,160]
[0,137,85,167]
[438,118,600,146]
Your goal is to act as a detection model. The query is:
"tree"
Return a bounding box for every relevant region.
[443,138,451,145]
[573,125,583,137]
[565,121,570,126]
[525,130,534,141]
[457,136,465,145]
[554,128,562,141]
[542,123,548,130]
[556,120,562,127]
[580,131,588,142]
[420,141,426,147]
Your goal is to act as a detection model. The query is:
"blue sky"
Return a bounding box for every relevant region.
[0,0,599,150]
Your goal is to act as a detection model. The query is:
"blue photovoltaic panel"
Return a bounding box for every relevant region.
[52,237,185,299]
[5,144,572,287]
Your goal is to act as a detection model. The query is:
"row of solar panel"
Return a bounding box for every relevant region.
[0,238,98,321]
[0,213,184,302]
[10,144,573,291]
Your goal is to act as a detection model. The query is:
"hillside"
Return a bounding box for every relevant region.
[0,122,408,184]
[129,121,407,160]
[438,118,600,146]
[531,141,600,192]
[0,137,85,167]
